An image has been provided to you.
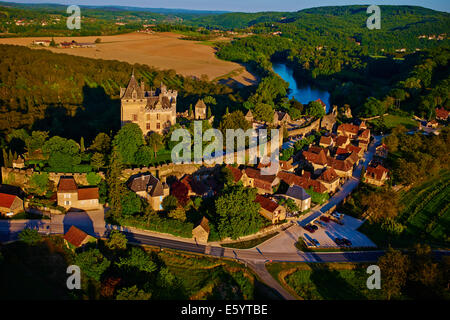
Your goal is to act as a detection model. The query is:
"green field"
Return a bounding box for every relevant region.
[370,114,418,131]
[360,171,450,248]
[266,262,385,300]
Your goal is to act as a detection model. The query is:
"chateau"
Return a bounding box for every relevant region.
[120,72,177,135]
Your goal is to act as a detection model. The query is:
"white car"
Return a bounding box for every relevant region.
[332,212,344,220]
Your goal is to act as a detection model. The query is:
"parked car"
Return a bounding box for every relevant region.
[334,238,352,246]
[310,224,318,231]
[332,212,344,220]
[320,216,330,223]
[303,225,316,233]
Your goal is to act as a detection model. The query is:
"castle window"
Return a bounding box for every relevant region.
[157,114,160,120]
[156,123,160,129]
[146,123,150,130]
[132,114,138,121]
[146,114,150,121]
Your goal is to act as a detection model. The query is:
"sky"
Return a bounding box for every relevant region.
[5,0,450,13]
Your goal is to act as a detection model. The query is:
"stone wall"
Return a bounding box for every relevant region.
[1,167,105,189]
[287,118,321,137]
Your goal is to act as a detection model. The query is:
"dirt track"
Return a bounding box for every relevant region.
[0,32,257,86]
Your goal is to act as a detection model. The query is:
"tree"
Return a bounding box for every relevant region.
[42,136,81,171]
[86,172,102,186]
[116,247,157,274]
[90,133,111,154]
[107,148,126,219]
[219,110,251,133]
[162,195,178,212]
[28,172,50,195]
[90,152,105,171]
[18,228,42,245]
[360,190,400,223]
[215,185,264,239]
[168,207,186,222]
[116,286,151,300]
[105,230,128,251]
[378,247,410,300]
[207,106,212,119]
[112,123,144,165]
[135,146,153,167]
[305,100,326,118]
[218,165,234,186]
[121,190,144,216]
[75,248,110,281]
[50,37,56,47]
[146,132,163,158]
[254,102,274,123]
[203,96,217,106]
[170,180,189,205]
[80,137,85,153]
[95,38,102,43]
[408,244,442,294]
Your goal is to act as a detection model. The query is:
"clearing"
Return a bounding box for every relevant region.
[0,32,257,86]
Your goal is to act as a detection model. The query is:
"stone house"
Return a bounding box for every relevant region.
[128,174,169,211]
[64,225,97,250]
[194,99,207,120]
[254,194,286,224]
[364,164,389,186]
[241,167,280,194]
[57,177,101,210]
[318,167,340,193]
[285,185,311,212]
[192,217,210,244]
[0,192,23,217]
[435,107,449,121]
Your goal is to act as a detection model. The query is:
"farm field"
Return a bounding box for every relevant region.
[0,32,257,86]
[360,170,450,248]
[266,262,385,300]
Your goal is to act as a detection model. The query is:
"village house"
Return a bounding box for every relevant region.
[326,157,354,179]
[276,171,328,196]
[254,195,286,224]
[302,147,328,174]
[192,217,210,244]
[273,111,291,126]
[317,167,340,193]
[285,185,311,212]
[64,225,97,250]
[0,192,24,217]
[364,163,389,186]
[120,72,177,135]
[241,167,280,194]
[319,135,333,148]
[226,165,243,183]
[194,99,207,120]
[375,144,388,159]
[128,174,169,210]
[57,177,101,210]
[245,110,254,123]
[435,107,449,121]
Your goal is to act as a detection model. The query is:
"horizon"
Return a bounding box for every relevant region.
[2,0,450,13]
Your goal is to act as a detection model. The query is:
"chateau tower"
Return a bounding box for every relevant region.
[120,73,177,136]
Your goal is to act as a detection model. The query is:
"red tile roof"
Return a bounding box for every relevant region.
[64,226,90,248]
[436,107,449,119]
[77,187,99,201]
[346,144,362,155]
[336,147,349,155]
[336,135,349,147]
[360,129,370,139]
[338,123,359,135]
[277,171,302,186]
[327,157,353,172]
[303,149,327,165]
[280,160,294,171]
[0,193,17,209]
[226,165,243,182]
[58,177,78,192]
[366,164,389,180]
[254,195,279,213]
[319,168,339,183]
[244,167,277,184]
[319,136,332,145]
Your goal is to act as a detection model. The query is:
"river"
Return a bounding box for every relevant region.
[272,62,331,114]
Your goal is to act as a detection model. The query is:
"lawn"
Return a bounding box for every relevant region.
[266,262,385,300]
[359,171,450,248]
[370,114,418,131]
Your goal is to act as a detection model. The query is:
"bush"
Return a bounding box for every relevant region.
[116,215,193,238]
[28,172,50,195]
[86,172,102,185]
[18,228,42,245]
